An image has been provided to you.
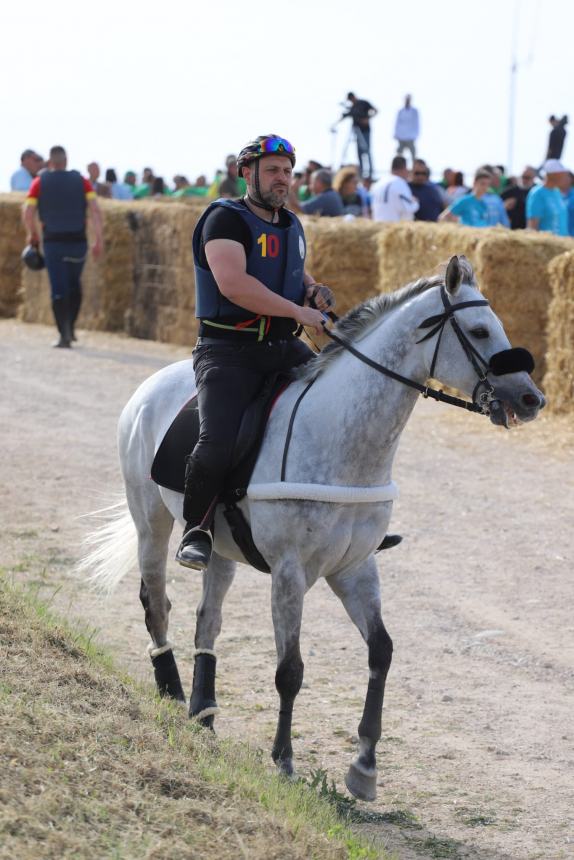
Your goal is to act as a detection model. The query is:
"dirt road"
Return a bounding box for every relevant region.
[1,319,573,860]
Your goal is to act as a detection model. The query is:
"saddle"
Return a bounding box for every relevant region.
[151,373,291,572]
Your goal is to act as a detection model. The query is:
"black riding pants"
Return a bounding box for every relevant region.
[184,336,314,527]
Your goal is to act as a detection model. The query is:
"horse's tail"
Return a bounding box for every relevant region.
[76,497,138,594]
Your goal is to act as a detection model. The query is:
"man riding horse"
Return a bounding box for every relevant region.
[176,135,335,571]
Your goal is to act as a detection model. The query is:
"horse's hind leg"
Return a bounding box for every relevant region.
[270,559,306,777]
[189,551,236,728]
[126,482,184,702]
[327,557,393,802]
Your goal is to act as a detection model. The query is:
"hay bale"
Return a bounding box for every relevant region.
[303,217,388,314]
[544,251,574,412]
[0,193,27,317]
[474,231,572,384]
[19,199,136,332]
[124,201,202,345]
[376,221,499,293]
[376,222,572,383]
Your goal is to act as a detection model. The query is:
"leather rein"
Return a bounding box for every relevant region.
[315,285,533,416]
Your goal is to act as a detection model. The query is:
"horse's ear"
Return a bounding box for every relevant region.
[445,256,462,295]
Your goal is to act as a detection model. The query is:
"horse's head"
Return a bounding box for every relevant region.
[418,255,545,427]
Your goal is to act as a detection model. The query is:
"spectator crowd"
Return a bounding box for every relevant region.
[9,110,574,238]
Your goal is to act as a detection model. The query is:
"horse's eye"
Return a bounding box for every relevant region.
[470,327,489,339]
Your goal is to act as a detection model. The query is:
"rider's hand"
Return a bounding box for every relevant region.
[306,284,335,312]
[293,304,325,336]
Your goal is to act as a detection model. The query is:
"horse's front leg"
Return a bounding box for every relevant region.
[270,559,306,777]
[327,557,393,802]
[189,551,236,728]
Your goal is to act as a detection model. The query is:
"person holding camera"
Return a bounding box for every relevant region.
[340,92,377,180]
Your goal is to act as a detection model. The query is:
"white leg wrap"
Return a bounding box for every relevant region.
[193,648,216,659]
[147,641,174,658]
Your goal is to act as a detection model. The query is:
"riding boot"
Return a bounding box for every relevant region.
[68,287,82,342]
[51,297,73,348]
[175,455,217,571]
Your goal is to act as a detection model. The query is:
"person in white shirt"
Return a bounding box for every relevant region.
[394,94,420,163]
[371,156,420,222]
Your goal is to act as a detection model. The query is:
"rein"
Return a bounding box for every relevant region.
[279,283,535,480]
[317,285,490,415]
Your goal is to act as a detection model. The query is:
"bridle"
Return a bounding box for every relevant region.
[317,285,534,416]
[281,283,535,481]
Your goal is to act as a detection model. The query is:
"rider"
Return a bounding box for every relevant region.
[176,134,335,570]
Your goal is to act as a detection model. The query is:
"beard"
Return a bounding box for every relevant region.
[255,184,288,209]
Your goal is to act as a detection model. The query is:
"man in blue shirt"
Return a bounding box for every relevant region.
[10,149,43,191]
[409,159,444,222]
[483,191,510,227]
[439,169,492,227]
[526,159,569,236]
[289,169,344,217]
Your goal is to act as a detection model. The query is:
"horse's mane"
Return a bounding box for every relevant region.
[298,258,476,382]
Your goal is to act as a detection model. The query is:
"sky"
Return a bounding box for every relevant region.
[1,0,572,189]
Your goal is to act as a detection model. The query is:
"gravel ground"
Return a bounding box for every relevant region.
[1,318,573,860]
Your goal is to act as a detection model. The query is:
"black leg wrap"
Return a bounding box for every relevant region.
[189,653,217,729]
[272,650,304,766]
[150,649,185,702]
[358,625,393,743]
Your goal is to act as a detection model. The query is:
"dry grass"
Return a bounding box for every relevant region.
[476,230,572,384]
[544,250,574,413]
[0,193,27,318]
[124,201,203,346]
[303,218,388,314]
[0,577,383,860]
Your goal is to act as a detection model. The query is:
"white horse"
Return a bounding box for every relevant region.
[81,256,544,801]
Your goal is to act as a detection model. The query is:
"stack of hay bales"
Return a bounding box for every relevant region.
[0,193,27,317]
[544,250,574,413]
[475,231,572,383]
[303,217,387,314]
[20,200,136,332]
[376,222,572,383]
[125,201,203,345]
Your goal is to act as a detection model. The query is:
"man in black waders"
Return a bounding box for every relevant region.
[176,134,335,570]
[22,145,104,348]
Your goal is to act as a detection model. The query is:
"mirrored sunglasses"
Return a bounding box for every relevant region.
[259,137,295,156]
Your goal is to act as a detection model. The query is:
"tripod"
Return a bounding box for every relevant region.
[329,119,356,170]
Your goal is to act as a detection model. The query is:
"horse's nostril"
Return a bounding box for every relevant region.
[522,393,540,408]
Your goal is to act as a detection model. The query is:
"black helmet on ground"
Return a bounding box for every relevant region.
[21,244,45,271]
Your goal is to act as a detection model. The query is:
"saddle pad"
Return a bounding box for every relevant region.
[150,374,292,495]
[151,396,199,494]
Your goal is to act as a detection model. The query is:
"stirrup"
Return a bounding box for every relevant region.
[176,528,213,571]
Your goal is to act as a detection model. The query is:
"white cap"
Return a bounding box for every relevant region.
[544,159,568,174]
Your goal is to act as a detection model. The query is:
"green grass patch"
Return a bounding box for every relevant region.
[0,575,388,860]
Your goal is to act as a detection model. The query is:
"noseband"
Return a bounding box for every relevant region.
[320,285,535,416]
[416,286,534,411]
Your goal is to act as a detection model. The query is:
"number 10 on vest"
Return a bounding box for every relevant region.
[257,233,280,258]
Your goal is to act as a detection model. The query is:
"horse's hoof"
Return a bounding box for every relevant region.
[345,761,377,802]
[189,705,219,731]
[275,757,295,778]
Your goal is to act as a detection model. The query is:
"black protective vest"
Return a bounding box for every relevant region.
[193,199,306,320]
[38,170,87,240]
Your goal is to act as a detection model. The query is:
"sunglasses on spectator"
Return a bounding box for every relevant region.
[413,171,428,176]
